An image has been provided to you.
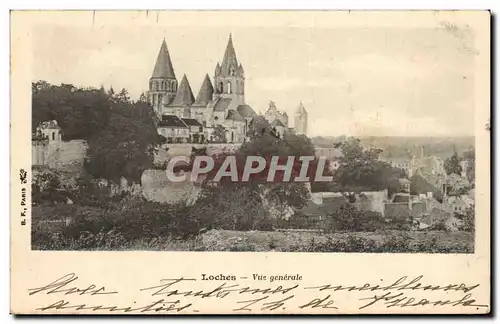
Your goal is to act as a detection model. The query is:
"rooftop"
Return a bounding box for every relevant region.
[158,115,188,128]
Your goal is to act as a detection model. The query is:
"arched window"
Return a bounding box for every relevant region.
[52,132,55,140]
[171,81,176,92]
[230,66,235,76]
[155,82,159,91]
[227,81,232,94]
[219,82,223,93]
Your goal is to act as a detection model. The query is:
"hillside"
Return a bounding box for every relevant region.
[311,136,475,160]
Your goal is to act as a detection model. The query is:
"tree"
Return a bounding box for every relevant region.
[116,88,131,103]
[332,137,405,199]
[212,125,227,143]
[462,148,475,185]
[32,81,111,139]
[85,113,159,183]
[444,152,462,175]
[32,81,159,184]
[454,206,474,232]
[410,174,444,203]
[193,182,271,231]
[192,122,318,230]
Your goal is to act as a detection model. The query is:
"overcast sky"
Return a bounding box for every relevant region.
[32,13,476,137]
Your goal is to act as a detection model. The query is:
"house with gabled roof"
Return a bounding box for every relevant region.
[157,115,189,142]
[270,119,286,138]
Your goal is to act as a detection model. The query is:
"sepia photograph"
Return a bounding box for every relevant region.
[10,10,491,315]
[30,15,477,253]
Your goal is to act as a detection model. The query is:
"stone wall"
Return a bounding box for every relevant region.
[384,202,410,221]
[355,190,387,215]
[141,169,202,204]
[32,140,88,173]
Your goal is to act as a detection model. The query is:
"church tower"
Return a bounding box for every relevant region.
[148,38,178,114]
[294,101,308,135]
[213,34,245,106]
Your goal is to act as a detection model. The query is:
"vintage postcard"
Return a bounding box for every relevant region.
[10,10,490,314]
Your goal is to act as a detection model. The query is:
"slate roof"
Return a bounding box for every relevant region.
[219,34,239,76]
[213,97,232,112]
[237,104,256,118]
[225,110,245,122]
[270,119,286,128]
[193,74,214,106]
[158,115,188,128]
[169,74,195,106]
[151,39,176,79]
[181,118,203,127]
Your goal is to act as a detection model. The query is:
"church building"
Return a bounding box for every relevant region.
[147,34,257,143]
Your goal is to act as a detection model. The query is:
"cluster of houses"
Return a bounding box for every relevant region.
[295,151,474,230]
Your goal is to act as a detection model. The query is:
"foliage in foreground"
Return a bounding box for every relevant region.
[32,224,473,253]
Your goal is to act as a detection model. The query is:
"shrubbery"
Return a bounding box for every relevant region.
[280,232,471,253]
[32,199,206,250]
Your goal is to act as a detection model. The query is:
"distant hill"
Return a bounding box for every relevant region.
[311,136,475,160]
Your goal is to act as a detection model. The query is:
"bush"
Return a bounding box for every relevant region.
[31,198,207,250]
[380,232,411,252]
[32,168,74,206]
[455,207,474,232]
[324,205,386,232]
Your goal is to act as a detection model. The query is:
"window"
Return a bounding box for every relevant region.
[230,66,235,76]
[199,126,203,133]
[52,132,55,140]
[227,81,232,94]
[219,82,223,93]
[155,82,159,91]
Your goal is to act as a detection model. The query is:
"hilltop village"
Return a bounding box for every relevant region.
[31,34,475,234]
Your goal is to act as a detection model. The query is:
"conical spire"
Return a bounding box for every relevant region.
[220,33,239,75]
[194,74,214,106]
[296,101,307,114]
[151,38,176,79]
[238,63,244,76]
[214,62,221,76]
[170,74,195,106]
